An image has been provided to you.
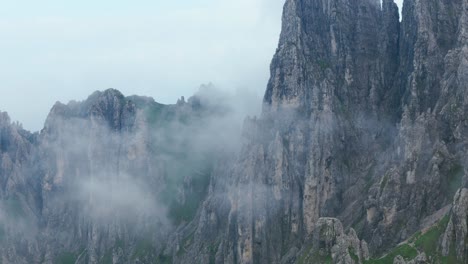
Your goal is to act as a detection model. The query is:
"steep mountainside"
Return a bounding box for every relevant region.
[0,0,467,264]
[180,0,468,263]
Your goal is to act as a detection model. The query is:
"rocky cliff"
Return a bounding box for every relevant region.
[0,0,467,263]
[181,0,468,263]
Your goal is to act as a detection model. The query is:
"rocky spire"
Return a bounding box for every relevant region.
[264,0,402,120]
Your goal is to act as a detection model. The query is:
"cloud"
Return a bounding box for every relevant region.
[77,173,169,224]
[30,84,260,234]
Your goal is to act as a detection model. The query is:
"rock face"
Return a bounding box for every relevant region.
[442,188,468,262]
[182,0,468,263]
[1,0,468,263]
[284,218,369,264]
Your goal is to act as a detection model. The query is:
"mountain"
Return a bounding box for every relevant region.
[0,0,467,263]
[0,87,251,263]
[179,0,468,263]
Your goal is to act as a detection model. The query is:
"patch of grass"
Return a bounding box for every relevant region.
[412,215,458,263]
[410,215,458,263]
[364,244,418,264]
[56,252,77,264]
[440,242,458,264]
[366,215,453,264]
[414,215,449,254]
[297,246,332,264]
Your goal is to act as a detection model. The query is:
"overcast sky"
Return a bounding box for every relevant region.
[0,0,403,131]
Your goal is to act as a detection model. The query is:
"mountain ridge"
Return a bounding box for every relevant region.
[0,0,467,263]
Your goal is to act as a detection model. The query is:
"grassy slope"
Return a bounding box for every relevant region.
[365,215,459,264]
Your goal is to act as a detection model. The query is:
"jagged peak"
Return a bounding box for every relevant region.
[84,88,125,108]
[0,111,11,125]
[0,111,24,129]
[42,89,137,133]
[88,88,124,99]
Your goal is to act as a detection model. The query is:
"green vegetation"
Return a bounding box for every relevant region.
[365,215,459,264]
[414,215,449,254]
[297,212,459,264]
[364,244,418,264]
[411,215,459,263]
[56,252,77,264]
[440,243,458,264]
[297,245,332,264]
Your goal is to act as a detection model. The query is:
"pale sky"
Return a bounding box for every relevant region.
[0,0,403,131]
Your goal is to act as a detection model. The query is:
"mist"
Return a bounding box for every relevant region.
[0,84,262,253]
